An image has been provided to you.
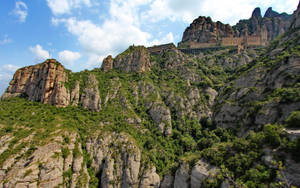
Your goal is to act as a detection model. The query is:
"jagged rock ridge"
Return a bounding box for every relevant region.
[2,59,70,107]
[102,46,151,73]
[179,7,292,48]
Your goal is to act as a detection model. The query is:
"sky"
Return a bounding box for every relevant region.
[0,0,299,95]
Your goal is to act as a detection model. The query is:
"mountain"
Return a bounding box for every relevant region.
[234,7,291,41]
[0,3,300,188]
[179,7,291,48]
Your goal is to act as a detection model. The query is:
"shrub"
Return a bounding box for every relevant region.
[285,111,300,128]
[263,124,282,148]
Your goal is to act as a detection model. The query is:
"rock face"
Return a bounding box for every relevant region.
[173,161,219,188]
[87,132,146,188]
[70,81,80,106]
[290,2,300,29]
[180,7,291,47]
[139,166,160,188]
[180,16,234,47]
[114,46,151,73]
[2,59,70,107]
[101,46,151,73]
[0,130,163,188]
[174,163,190,188]
[190,160,218,188]
[101,55,114,72]
[0,129,223,188]
[234,7,291,41]
[137,82,173,136]
[81,74,101,112]
[1,60,103,112]
[214,56,300,130]
[0,132,88,188]
[213,7,300,130]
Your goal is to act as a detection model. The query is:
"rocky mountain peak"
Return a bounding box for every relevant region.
[2,59,70,107]
[290,1,300,28]
[101,45,151,73]
[251,7,262,19]
[180,6,293,47]
[264,7,280,18]
[180,16,234,47]
[101,55,113,72]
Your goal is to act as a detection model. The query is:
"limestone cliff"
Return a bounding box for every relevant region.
[234,7,291,41]
[1,59,105,112]
[213,6,300,131]
[2,59,70,107]
[0,126,227,188]
[101,46,151,73]
[179,16,234,47]
[101,55,113,72]
[81,74,101,112]
[180,7,291,48]
[0,130,160,188]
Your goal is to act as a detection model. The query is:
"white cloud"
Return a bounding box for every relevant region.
[58,50,81,67]
[51,0,158,69]
[29,44,51,63]
[148,32,174,46]
[12,1,28,23]
[0,64,20,95]
[46,0,91,15]
[86,54,106,69]
[50,0,298,70]
[0,35,12,45]
[52,17,151,55]
[2,64,19,72]
[143,0,299,25]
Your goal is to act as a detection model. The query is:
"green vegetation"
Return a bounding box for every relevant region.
[118,45,146,57]
[286,111,300,128]
[23,169,32,177]
[0,97,298,187]
[0,36,300,187]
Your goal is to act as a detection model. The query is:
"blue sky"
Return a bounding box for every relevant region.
[0,0,299,94]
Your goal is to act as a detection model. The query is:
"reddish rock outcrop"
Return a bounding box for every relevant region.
[101,46,151,73]
[2,59,70,107]
[101,55,113,72]
[180,16,234,47]
[113,46,151,73]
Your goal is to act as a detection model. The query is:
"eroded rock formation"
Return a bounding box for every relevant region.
[101,46,151,73]
[2,59,70,107]
[180,7,291,48]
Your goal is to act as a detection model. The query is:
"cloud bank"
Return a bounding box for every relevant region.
[47,0,299,69]
[0,35,12,45]
[0,64,19,95]
[144,0,299,24]
[46,0,91,15]
[12,1,28,23]
[29,44,51,63]
[58,50,81,67]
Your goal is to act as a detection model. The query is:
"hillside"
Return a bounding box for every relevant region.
[0,3,300,188]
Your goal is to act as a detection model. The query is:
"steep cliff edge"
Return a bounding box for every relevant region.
[101,45,151,73]
[180,16,234,45]
[213,5,300,131]
[2,59,70,107]
[180,7,291,48]
[234,7,291,41]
